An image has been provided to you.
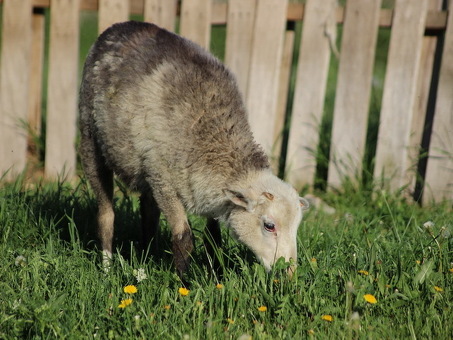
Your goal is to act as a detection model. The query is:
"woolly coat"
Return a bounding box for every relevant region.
[79,21,270,218]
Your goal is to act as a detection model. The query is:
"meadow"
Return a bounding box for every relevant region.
[0,176,452,339]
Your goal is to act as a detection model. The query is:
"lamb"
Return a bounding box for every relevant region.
[79,21,309,277]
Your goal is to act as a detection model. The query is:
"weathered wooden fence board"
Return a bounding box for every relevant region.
[45,0,80,177]
[286,0,337,188]
[273,29,295,169]
[246,0,288,158]
[28,10,45,141]
[98,0,130,34]
[374,0,428,191]
[0,0,32,179]
[424,1,453,203]
[143,0,177,32]
[224,0,256,97]
[407,0,443,195]
[327,0,382,188]
[180,0,212,49]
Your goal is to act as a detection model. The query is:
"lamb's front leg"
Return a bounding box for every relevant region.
[151,187,194,277]
[171,218,194,277]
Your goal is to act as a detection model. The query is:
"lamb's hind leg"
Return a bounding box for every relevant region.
[204,218,222,274]
[80,132,114,268]
[140,190,161,255]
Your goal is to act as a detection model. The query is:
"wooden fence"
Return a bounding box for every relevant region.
[0,0,452,205]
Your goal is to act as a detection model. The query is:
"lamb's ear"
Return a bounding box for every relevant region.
[224,189,257,211]
[299,197,310,211]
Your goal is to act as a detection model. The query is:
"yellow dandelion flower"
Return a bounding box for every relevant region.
[118,298,133,308]
[216,284,224,289]
[311,258,317,262]
[227,318,235,324]
[358,270,369,276]
[363,294,377,304]
[163,305,171,310]
[449,268,453,273]
[416,260,421,265]
[179,287,190,296]
[434,286,443,292]
[273,279,280,284]
[124,285,138,294]
[321,314,333,322]
[257,306,267,312]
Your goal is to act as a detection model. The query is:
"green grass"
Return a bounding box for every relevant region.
[1,178,452,339]
[1,5,451,338]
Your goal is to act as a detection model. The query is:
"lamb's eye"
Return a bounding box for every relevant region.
[264,221,276,232]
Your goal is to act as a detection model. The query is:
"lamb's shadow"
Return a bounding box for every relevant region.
[22,179,167,262]
[23,178,252,277]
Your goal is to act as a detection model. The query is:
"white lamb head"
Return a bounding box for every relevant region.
[223,172,309,274]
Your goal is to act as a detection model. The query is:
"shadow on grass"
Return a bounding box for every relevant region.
[3,176,253,280]
[4,177,163,262]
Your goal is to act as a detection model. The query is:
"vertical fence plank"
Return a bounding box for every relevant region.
[0,0,32,179]
[45,0,80,178]
[28,9,45,144]
[180,0,212,49]
[407,0,442,195]
[246,0,288,158]
[273,29,295,171]
[224,0,257,97]
[98,0,130,34]
[143,0,177,32]
[423,2,453,203]
[285,0,336,188]
[374,0,428,191]
[327,0,382,188]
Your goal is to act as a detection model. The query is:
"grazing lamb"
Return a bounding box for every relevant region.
[79,21,309,276]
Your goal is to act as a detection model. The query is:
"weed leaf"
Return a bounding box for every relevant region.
[413,260,434,285]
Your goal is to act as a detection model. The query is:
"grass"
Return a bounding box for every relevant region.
[1,177,452,339]
[1,4,452,338]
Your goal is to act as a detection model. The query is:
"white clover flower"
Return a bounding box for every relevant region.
[237,335,252,340]
[350,311,361,331]
[133,268,147,283]
[441,227,451,239]
[350,311,360,321]
[13,299,21,310]
[15,255,27,267]
[423,221,435,229]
